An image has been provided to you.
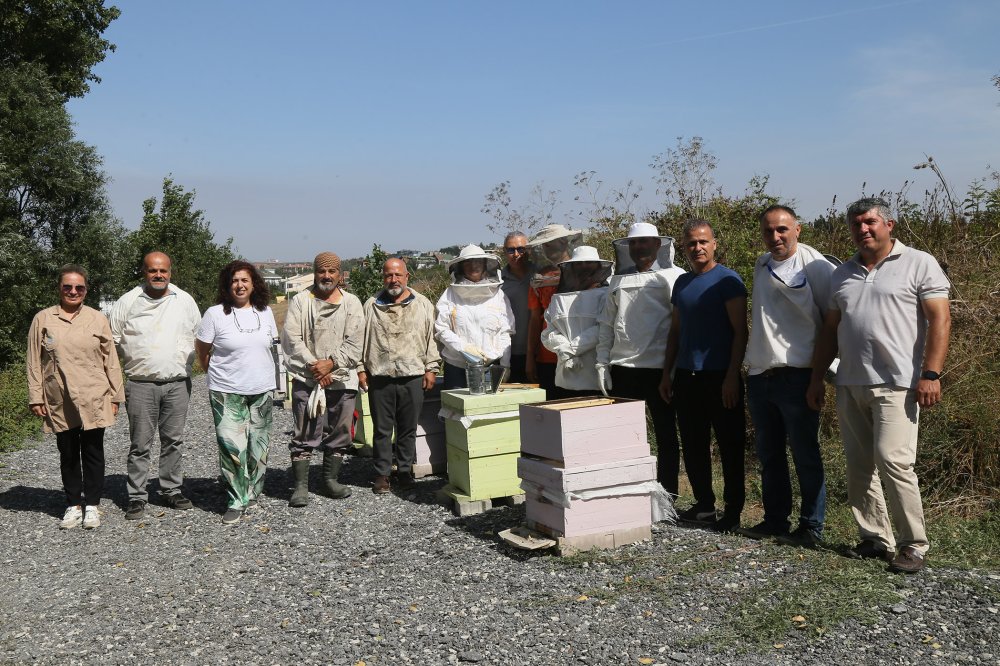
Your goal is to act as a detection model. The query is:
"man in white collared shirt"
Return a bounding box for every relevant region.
[110,252,202,520]
[808,198,951,574]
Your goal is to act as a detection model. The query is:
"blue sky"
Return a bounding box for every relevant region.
[68,0,1000,260]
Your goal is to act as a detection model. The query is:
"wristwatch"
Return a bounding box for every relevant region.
[920,370,941,381]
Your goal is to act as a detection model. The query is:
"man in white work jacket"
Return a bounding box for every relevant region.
[110,251,202,520]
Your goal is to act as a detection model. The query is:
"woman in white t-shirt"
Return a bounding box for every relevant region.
[195,261,278,524]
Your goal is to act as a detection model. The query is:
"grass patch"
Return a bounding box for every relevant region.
[699,554,904,651]
[0,362,40,453]
[558,537,905,653]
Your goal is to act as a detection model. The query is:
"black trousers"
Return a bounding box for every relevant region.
[56,427,105,506]
[609,365,681,496]
[508,354,527,384]
[673,369,746,516]
[369,375,424,477]
[535,361,557,397]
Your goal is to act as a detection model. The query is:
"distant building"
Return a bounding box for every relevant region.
[285,272,314,296]
[260,269,284,289]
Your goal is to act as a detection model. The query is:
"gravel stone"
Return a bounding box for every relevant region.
[2,375,999,665]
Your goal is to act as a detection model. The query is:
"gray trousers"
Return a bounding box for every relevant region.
[369,375,424,477]
[290,379,357,460]
[126,378,192,502]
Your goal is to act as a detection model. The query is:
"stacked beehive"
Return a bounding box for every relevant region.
[517,397,655,554]
[353,384,446,478]
[438,387,546,514]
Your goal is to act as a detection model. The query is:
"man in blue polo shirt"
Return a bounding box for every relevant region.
[660,219,748,532]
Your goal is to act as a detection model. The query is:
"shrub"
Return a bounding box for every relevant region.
[0,362,40,453]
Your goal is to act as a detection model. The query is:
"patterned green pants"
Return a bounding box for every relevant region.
[209,390,273,509]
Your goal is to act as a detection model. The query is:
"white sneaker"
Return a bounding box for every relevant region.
[60,505,83,529]
[82,505,101,529]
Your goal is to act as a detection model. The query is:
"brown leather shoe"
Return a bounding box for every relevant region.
[890,546,926,574]
[373,475,391,495]
[845,539,893,562]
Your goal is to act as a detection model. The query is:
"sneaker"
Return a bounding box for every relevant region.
[373,475,391,495]
[710,513,741,534]
[244,499,259,515]
[776,526,823,549]
[125,500,146,521]
[222,508,243,525]
[845,539,893,562]
[739,521,787,540]
[677,505,717,525]
[59,505,83,530]
[82,505,101,529]
[163,493,193,510]
[890,546,926,574]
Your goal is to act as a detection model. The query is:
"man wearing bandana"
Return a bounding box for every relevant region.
[281,252,364,507]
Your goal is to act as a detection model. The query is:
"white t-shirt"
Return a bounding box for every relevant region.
[197,304,278,394]
[767,250,805,287]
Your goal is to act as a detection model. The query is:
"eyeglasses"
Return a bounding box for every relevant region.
[504,247,527,255]
[232,309,261,333]
[61,285,87,294]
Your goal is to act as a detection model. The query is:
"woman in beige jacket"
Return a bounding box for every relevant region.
[27,264,124,530]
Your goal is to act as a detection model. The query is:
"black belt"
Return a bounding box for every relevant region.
[758,366,810,378]
[130,377,188,385]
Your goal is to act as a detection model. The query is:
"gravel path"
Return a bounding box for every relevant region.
[1,375,998,665]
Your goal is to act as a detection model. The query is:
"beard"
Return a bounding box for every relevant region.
[146,280,168,292]
[386,285,403,297]
[314,280,336,294]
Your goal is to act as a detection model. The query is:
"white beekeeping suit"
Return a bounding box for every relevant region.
[596,236,685,375]
[542,246,613,392]
[435,244,515,368]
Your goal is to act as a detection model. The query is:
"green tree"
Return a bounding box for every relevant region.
[0,0,120,99]
[347,243,389,303]
[127,177,237,311]
[0,63,125,363]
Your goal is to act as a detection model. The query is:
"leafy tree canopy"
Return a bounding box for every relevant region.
[127,177,237,312]
[0,0,120,99]
[347,244,389,304]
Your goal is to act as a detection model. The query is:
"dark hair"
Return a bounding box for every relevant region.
[681,218,715,238]
[217,260,269,314]
[846,197,893,225]
[57,264,88,287]
[758,204,797,224]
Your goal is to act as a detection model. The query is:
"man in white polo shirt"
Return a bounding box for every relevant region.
[807,198,951,573]
[743,205,835,547]
[110,251,202,520]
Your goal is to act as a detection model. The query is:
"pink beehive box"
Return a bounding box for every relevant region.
[518,397,649,467]
[414,396,446,474]
[525,491,651,538]
[517,455,656,491]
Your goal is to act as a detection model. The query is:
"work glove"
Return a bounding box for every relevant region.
[595,364,612,397]
[307,383,326,418]
[461,344,489,362]
[561,352,578,370]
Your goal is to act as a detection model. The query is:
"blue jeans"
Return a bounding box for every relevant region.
[747,368,826,535]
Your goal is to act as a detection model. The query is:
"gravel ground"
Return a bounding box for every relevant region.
[1,375,999,665]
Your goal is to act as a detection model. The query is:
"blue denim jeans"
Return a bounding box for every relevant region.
[746,368,826,535]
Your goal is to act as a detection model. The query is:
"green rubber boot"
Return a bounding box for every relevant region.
[322,452,352,499]
[289,459,311,507]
